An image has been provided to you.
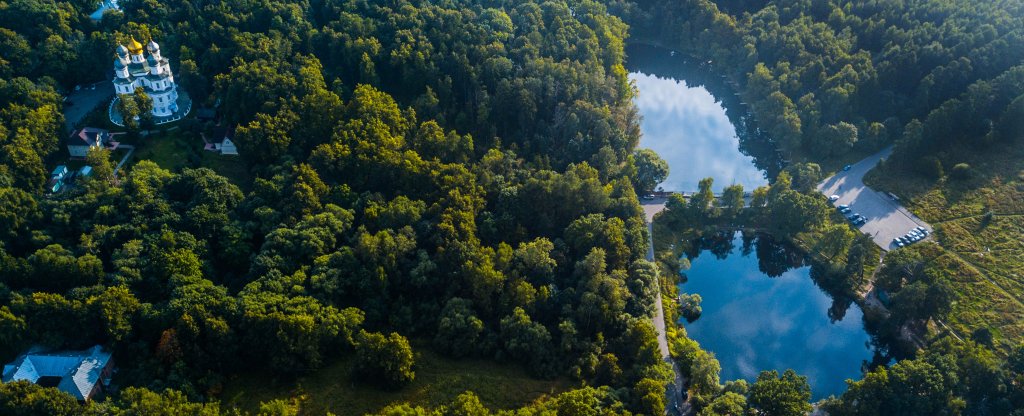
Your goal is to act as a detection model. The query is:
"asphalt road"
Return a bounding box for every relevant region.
[64,82,114,131]
[642,203,691,415]
[817,147,933,250]
[642,196,670,223]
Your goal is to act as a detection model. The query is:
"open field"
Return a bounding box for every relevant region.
[865,142,1024,352]
[221,347,570,415]
[129,129,251,189]
[133,132,189,170]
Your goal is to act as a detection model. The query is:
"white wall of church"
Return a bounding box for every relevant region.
[112,40,180,119]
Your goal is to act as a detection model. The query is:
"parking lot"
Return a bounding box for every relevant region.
[817,147,933,250]
[64,82,114,130]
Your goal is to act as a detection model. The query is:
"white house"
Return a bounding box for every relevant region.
[205,126,239,156]
[217,137,238,155]
[112,37,179,117]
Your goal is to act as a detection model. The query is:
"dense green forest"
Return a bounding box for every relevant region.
[0,0,678,414]
[3,0,1024,414]
[609,0,1024,161]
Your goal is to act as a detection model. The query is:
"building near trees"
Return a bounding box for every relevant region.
[112,37,178,117]
[66,127,115,158]
[204,126,239,155]
[109,36,190,125]
[1,345,115,401]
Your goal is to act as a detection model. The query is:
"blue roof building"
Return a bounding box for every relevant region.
[51,165,68,180]
[2,345,114,401]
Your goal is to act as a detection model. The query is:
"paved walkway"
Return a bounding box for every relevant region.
[642,196,669,223]
[112,144,135,176]
[817,147,932,250]
[642,203,691,415]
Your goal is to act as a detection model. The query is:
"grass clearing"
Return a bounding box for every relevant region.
[865,141,1024,353]
[221,347,571,416]
[133,131,191,171]
[201,151,251,190]
[129,128,252,189]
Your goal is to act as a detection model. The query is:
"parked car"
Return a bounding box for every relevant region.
[839,207,852,214]
[829,195,840,202]
[843,165,852,171]
[642,194,655,200]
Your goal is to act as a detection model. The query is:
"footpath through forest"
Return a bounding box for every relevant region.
[642,197,691,415]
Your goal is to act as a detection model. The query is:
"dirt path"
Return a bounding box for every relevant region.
[942,250,1024,310]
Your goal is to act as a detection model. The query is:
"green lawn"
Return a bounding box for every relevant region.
[864,142,1024,353]
[129,128,252,190]
[220,347,571,416]
[201,151,251,190]
[133,131,191,171]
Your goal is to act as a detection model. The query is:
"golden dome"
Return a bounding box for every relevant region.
[127,37,144,55]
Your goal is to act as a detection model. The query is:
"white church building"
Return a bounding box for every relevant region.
[112,37,180,117]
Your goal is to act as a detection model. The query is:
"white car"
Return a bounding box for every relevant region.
[829,195,840,202]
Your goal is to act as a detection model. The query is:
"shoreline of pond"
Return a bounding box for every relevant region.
[627,39,918,403]
[676,229,877,400]
[653,219,916,361]
[625,42,787,182]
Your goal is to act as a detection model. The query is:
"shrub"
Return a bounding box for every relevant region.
[679,293,703,323]
[354,330,416,388]
[951,163,972,180]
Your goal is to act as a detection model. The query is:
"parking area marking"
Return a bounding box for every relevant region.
[817,147,933,250]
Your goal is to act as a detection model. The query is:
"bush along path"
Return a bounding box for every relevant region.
[646,220,691,415]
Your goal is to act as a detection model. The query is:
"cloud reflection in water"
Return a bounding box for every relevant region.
[631,72,767,192]
[681,233,872,400]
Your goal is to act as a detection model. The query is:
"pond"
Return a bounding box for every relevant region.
[626,43,783,192]
[90,0,120,21]
[627,43,877,400]
[680,232,874,400]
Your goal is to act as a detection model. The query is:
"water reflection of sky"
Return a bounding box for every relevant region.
[90,0,120,20]
[631,72,767,192]
[681,233,872,400]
